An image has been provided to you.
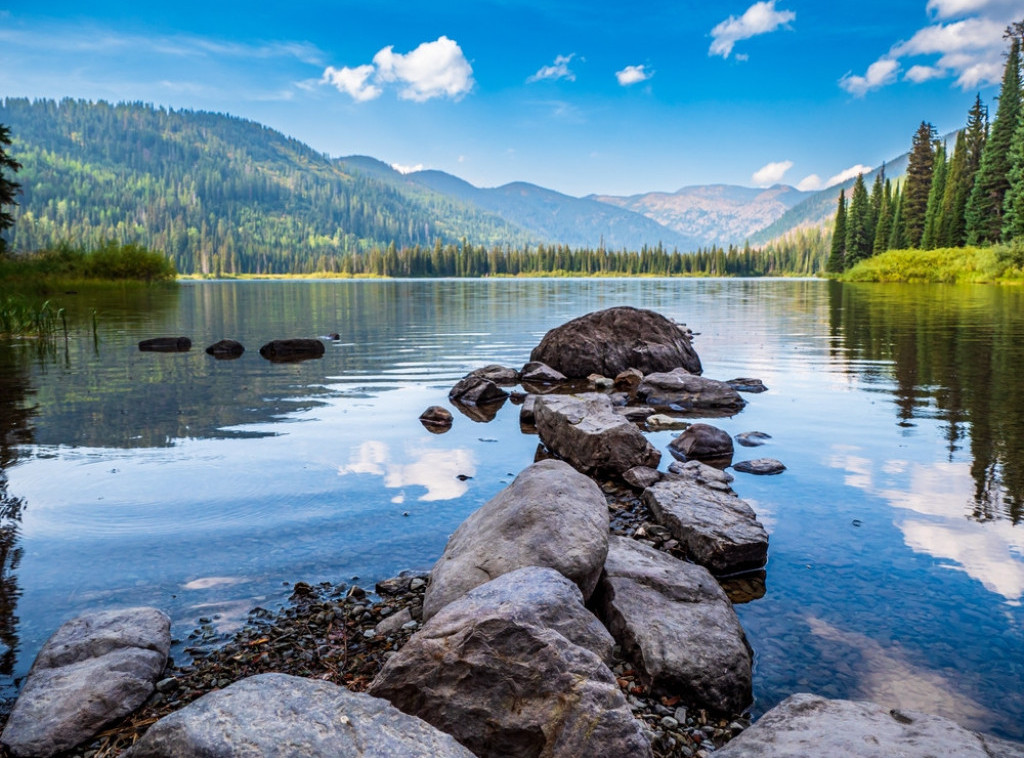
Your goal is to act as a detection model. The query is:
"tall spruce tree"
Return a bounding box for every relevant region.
[868,167,885,243]
[845,174,873,265]
[827,189,847,273]
[874,178,894,255]
[1005,111,1024,240]
[0,123,21,257]
[966,33,1022,244]
[902,121,937,248]
[921,141,948,249]
[938,130,969,247]
[889,186,907,250]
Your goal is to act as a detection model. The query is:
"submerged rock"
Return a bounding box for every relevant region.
[203,339,244,358]
[419,406,453,433]
[467,364,520,385]
[448,375,509,406]
[139,337,190,353]
[637,369,745,411]
[520,360,568,384]
[735,431,772,448]
[733,458,786,475]
[725,377,768,393]
[258,339,325,362]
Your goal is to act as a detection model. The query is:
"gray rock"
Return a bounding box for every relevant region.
[520,394,538,426]
[521,360,568,384]
[637,369,745,411]
[530,306,702,378]
[448,375,509,406]
[258,338,324,362]
[126,673,475,758]
[422,459,609,620]
[374,607,414,637]
[370,576,652,758]
[375,572,429,595]
[735,431,772,447]
[2,607,171,758]
[419,405,453,425]
[468,364,521,385]
[614,405,656,422]
[588,373,615,389]
[595,537,752,714]
[623,466,663,490]
[534,393,661,478]
[668,423,734,461]
[733,458,786,475]
[725,377,768,393]
[716,693,1024,758]
[646,413,691,430]
[203,339,244,358]
[644,477,768,575]
[668,459,735,487]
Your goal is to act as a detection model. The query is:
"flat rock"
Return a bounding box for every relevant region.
[2,607,171,758]
[646,413,691,430]
[467,364,520,385]
[519,394,537,426]
[637,369,745,411]
[725,377,768,393]
[203,339,244,358]
[614,405,655,422]
[669,423,734,461]
[623,466,662,490]
[530,306,701,378]
[735,431,772,447]
[448,375,509,405]
[534,393,661,478]
[595,537,752,714]
[715,693,1024,758]
[734,458,786,475]
[127,673,475,758]
[644,476,768,575]
[521,360,568,384]
[138,337,190,352]
[668,459,734,488]
[422,459,609,620]
[374,607,414,637]
[258,338,324,362]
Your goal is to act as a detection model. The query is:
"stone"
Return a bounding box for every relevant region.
[370,573,652,758]
[126,673,475,758]
[258,338,325,362]
[374,608,414,637]
[646,414,691,430]
[2,608,171,758]
[520,394,538,426]
[422,459,609,621]
[668,459,735,487]
[448,375,509,406]
[733,458,786,475]
[534,393,661,478]
[467,364,520,385]
[725,377,768,393]
[637,369,745,411]
[735,431,771,447]
[138,337,190,352]
[669,423,734,462]
[530,306,701,378]
[375,572,429,595]
[203,339,244,358]
[419,405,453,427]
[588,373,615,389]
[715,693,1024,758]
[521,360,568,384]
[614,405,656,422]
[644,477,768,575]
[595,537,752,714]
[614,367,645,390]
[623,466,663,490]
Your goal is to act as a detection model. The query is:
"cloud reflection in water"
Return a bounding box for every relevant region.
[338,441,476,502]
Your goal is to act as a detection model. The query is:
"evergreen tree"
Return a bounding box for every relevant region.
[827,189,847,273]
[0,123,21,257]
[868,167,884,243]
[874,178,894,255]
[938,130,969,247]
[921,140,947,249]
[902,121,937,248]
[889,187,906,250]
[845,174,873,265]
[966,34,1022,244]
[1005,111,1024,240]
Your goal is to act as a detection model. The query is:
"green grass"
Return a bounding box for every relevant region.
[840,244,1024,284]
[1,241,177,289]
[0,295,64,338]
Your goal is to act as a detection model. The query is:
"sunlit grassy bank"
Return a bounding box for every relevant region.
[841,245,1024,284]
[1,241,177,290]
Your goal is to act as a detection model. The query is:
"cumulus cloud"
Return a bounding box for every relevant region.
[709,1,796,59]
[615,64,654,85]
[796,164,875,192]
[527,53,576,83]
[391,162,424,174]
[797,174,823,191]
[752,160,793,186]
[321,36,473,103]
[905,64,947,82]
[840,57,900,97]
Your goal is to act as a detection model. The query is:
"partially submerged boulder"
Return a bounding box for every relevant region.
[734,458,786,475]
[419,406,453,433]
[467,364,521,385]
[595,537,752,714]
[735,431,771,448]
[530,306,702,378]
[422,459,609,620]
[669,423,735,462]
[204,339,244,358]
[2,608,171,758]
[448,375,509,406]
[138,337,190,352]
[637,369,745,411]
[258,339,325,362]
[534,393,661,478]
[127,673,475,758]
[725,377,768,394]
[521,360,568,384]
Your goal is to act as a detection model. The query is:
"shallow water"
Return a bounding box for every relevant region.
[0,278,1022,738]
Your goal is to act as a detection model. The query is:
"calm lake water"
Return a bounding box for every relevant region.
[1,278,1023,739]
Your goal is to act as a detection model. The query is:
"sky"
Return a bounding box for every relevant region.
[0,0,1020,197]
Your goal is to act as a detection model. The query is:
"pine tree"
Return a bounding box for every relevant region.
[938,130,969,247]
[827,189,847,273]
[845,174,873,265]
[966,34,1022,244]
[902,121,937,248]
[1005,112,1024,240]
[889,187,906,250]
[874,179,894,255]
[921,141,947,249]
[868,167,884,243]
[0,123,21,257]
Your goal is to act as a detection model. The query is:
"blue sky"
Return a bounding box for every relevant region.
[1,0,1019,196]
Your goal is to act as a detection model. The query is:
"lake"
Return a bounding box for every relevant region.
[0,278,1022,739]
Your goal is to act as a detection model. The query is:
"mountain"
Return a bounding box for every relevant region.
[590,184,813,247]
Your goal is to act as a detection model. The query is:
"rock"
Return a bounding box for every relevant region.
[733,458,786,475]
[644,477,768,575]
[451,397,506,423]
[669,423,734,462]
[646,413,691,430]
[637,369,745,411]
[520,394,538,426]
[448,375,510,406]
[668,459,735,488]
[735,431,771,447]
[595,537,752,714]
[534,393,661,478]
[138,337,190,352]
[422,459,609,621]
[419,405,454,428]
[374,608,414,637]
[203,339,244,358]
[530,306,702,378]
[614,368,645,390]
[126,673,475,758]
[521,360,568,384]
[258,338,325,362]
[467,364,520,385]
[715,693,1024,758]
[509,390,527,405]
[623,466,663,490]
[370,573,652,758]
[725,377,768,393]
[2,607,171,758]
[614,405,656,422]
[588,373,615,389]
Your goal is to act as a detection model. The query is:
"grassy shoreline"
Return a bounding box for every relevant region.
[840,245,1024,284]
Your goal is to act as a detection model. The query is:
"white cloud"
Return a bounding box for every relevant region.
[321,36,474,103]
[926,0,1017,19]
[797,174,823,191]
[752,159,793,186]
[709,1,796,59]
[615,64,654,86]
[825,164,874,187]
[527,53,576,83]
[905,64,947,83]
[840,57,900,97]
[338,441,476,502]
[391,162,424,174]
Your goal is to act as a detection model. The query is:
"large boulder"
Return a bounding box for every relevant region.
[669,423,735,462]
[369,572,652,758]
[636,369,745,411]
[258,338,325,362]
[467,364,520,385]
[595,537,752,714]
[422,459,609,620]
[716,693,1024,758]
[204,339,244,358]
[534,393,661,478]
[644,473,768,575]
[126,673,476,758]
[530,306,701,378]
[2,608,171,758]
